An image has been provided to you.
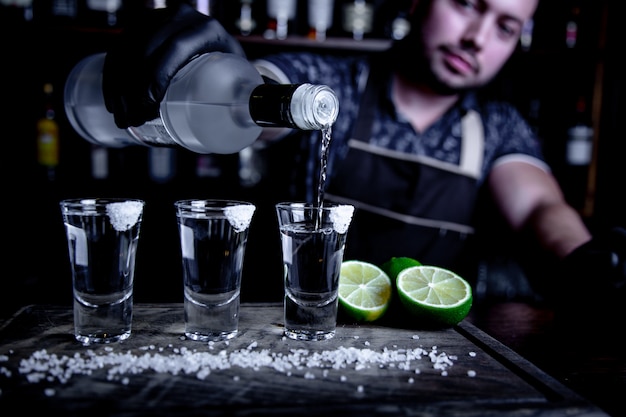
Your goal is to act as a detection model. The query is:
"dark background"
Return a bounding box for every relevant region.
[1,0,623,318]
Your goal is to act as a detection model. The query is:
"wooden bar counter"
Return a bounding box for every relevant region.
[0,303,613,416]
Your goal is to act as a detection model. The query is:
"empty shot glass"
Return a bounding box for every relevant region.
[60,198,145,344]
[175,199,256,341]
[275,202,354,341]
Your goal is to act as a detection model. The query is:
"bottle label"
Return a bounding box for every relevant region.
[128,119,179,146]
[249,84,299,127]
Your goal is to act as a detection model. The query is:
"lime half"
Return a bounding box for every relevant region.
[339,261,393,322]
[396,266,472,327]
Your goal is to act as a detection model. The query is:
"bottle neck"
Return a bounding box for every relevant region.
[249,83,338,130]
[249,84,300,128]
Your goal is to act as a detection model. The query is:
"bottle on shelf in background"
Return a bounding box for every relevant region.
[341,0,373,41]
[520,18,534,51]
[64,52,339,154]
[148,147,176,183]
[566,96,593,166]
[90,144,109,180]
[36,83,60,181]
[236,0,256,36]
[562,95,594,211]
[565,3,580,49]
[238,146,264,187]
[388,9,410,41]
[52,0,77,19]
[264,0,296,40]
[84,0,121,27]
[307,0,334,41]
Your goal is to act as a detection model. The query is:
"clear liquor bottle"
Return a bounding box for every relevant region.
[64,52,339,154]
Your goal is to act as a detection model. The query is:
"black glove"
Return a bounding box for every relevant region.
[559,227,626,320]
[102,2,245,129]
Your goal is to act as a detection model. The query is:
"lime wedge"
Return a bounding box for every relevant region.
[339,261,392,322]
[396,266,472,327]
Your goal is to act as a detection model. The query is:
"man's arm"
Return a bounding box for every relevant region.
[487,160,592,259]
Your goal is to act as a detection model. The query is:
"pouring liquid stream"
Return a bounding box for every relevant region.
[314,125,332,229]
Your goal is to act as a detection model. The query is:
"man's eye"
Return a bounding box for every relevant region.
[456,0,479,12]
[498,23,519,39]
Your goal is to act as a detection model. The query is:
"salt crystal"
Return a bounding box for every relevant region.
[224,205,255,232]
[329,205,354,233]
[106,201,143,232]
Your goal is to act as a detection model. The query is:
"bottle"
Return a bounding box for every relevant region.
[307,0,334,41]
[37,83,60,181]
[236,0,256,36]
[565,4,580,49]
[566,96,593,166]
[64,52,339,154]
[342,0,373,41]
[84,0,121,27]
[91,144,109,180]
[264,0,297,40]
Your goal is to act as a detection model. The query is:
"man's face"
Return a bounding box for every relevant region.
[410,0,538,92]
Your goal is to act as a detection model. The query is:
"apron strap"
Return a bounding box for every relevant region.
[459,110,484,179]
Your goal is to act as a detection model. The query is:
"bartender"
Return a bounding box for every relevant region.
[101,0,625,306]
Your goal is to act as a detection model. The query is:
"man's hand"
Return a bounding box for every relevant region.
[102,2,244,129]
[559,227,626,322]
[564,227,626,291]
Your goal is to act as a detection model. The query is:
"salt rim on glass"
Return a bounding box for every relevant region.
[225,204,256,233]
[330,205,354,234]
[106,201,144,232]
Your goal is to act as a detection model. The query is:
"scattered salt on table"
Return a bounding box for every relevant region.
[4,339,471,388]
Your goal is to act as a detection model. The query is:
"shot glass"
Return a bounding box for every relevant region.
[275,202,355,341]
[175,199,256,341]
[60,198,145,344]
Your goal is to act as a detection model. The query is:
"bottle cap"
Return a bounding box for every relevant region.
[291,84,339,129]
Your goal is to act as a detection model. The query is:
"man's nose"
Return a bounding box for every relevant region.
[462,17,493,50]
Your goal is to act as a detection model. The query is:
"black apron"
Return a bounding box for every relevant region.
[325,64,484,270]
